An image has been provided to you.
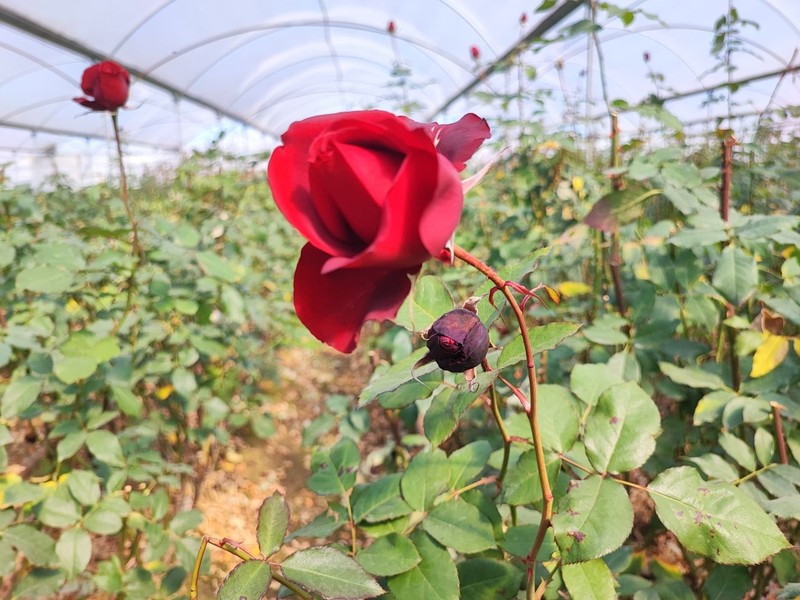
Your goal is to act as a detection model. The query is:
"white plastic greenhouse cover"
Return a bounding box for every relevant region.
[1,0,799,185]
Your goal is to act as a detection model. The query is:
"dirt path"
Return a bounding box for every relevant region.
[195,346,372,596]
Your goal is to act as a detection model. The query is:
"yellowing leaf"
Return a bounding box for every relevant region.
[66,298,81,313]
[751,333,790,378]
[556,281,592,298]
[572,176,584,192]
[794,339,800,357]
[156,385,173,400]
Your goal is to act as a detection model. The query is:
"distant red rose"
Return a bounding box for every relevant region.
[268,110,490,352]
[73,60,130,112]
[387,20,396,34]
[520,12,528,25]
[470,45,480,60]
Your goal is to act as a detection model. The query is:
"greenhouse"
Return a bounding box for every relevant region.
[0,0,798,598]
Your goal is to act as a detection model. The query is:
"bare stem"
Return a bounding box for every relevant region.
[452,245,552,600]
[719,133,736,223]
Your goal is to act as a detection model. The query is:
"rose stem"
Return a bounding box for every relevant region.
[453,244,552,600]
[111,112,142,258]
[109,111,145,336]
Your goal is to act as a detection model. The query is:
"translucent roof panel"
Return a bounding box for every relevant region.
[1,0,799,185]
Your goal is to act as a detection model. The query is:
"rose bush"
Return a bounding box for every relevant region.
[268,110,490,352]
[73,60,130,112]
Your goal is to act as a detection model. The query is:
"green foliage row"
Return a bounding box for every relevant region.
[0,151,305,598]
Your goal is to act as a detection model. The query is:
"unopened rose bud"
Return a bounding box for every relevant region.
[387,20,396,34]
[425,308,490,372]
[470,45,480,60]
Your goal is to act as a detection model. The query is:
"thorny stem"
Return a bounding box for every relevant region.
[452,245,552,600]
[770,401,788,464]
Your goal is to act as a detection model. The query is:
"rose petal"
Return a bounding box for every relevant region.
[80,64,100,96]
[320,126,463,273]
[425,113,491,171]
[269,112,401,258]
[294,244,417,353]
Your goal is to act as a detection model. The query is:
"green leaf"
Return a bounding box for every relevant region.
[756,425,782,470]
[502,450,561,506]
[197,250,238,283]
[55,528,92,578]
[570,364,624,406]
[3,481,45,506]
[647,466,790,564]
[352,474,413,523]
[497,322,582,369]
[56,431,87,463]
[718,432,756,472]
[256,493,289,558]
[388,531,459,600]
[457,558,522,600]
[4,525,55,566]
[448,440,493,489]
[110,384,141,417]
[584,381,661,474]
[16,266,74,294]
[359,348,438,407]
[66,470,101,506]
[86,430,125,467]
[553,475,633,563]
[308,438,360,496]
[424,497,496,553]
[562,559,616,600]
[281,546,383,600]
[53,356,98,384]
[538,385,581,453]
[286,512,342,541]
[659,362,727,389]
[401,449,450,511]
[584,186,660,232]
[84,509,123,535]
[11,568,65,598]
[217,560,272,600]
[703,565,751,600]
[712,245,758,307]
[1,376,42,418]
[394,276,454,332]
[169,509,203,535]
[39,495,81,528]
[356,533,421,577]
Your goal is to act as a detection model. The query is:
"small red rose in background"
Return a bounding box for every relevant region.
[268,110,490,353]
[520,12,528,25]
[387,20,396,34]
[470,45,480,60]
[73,60,130,112]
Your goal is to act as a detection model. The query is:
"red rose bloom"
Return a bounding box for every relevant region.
[387,20,396,34]
[470,45,480,60]
[268,110,490,352]
[73,61,130,112]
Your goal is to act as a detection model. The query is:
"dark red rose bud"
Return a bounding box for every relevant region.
[425,308,489,372]
[387,20,396,34]
[470,45,480,60]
